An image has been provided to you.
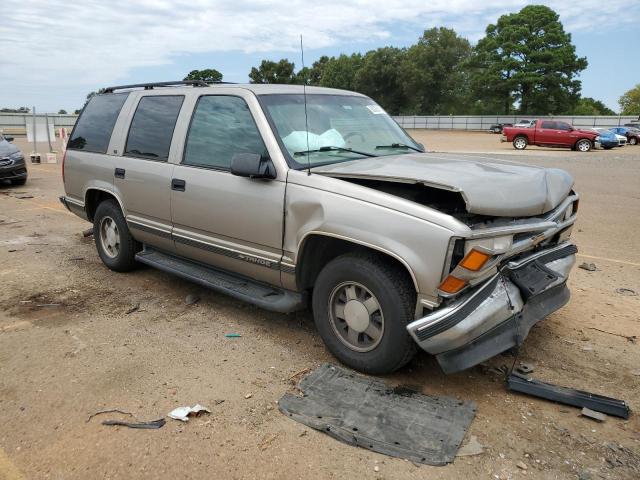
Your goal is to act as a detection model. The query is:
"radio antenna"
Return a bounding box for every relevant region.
[300,35,311,175]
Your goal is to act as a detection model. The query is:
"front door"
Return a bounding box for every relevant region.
[170,95,286,286]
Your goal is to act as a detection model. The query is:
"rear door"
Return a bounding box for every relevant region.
[111,94,184,252]
[536,120,558,145]
[169,92,286,286]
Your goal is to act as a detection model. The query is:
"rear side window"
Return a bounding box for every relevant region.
[124,96,184,161]
[540,121,556,129]
[183,96,267,170]
[68,94,128,152]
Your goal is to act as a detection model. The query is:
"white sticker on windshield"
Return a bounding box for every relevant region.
[366,104,385,114]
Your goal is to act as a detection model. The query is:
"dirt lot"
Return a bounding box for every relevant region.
[1,132,639,480]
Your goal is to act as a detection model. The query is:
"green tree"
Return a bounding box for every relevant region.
[619,84,640,115]
[1,107,30,113]
[471,5,587,115]
[183,68,223,83]
[318,54,363,91]
[249,59,296,84]
[58,109,68,114]
[400,28,472,114]
[354,47,408,114]
[572,97,615,116]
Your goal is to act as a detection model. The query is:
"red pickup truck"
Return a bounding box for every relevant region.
[502,119,600,152]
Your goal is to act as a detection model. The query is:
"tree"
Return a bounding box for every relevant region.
[58,109,68,114]
[619,84,640,115]
[318,54,363,91]
[183,68,223,83]
[354,47,408,114]
[1,107,30,113]
[400,28,471,114]
[249,59,296,84]
[572,97,615,116]
[471,5,587,115]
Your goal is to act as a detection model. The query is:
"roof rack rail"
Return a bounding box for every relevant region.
[103,80,234,93]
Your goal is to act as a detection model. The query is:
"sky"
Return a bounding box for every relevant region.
[1,0,639,114]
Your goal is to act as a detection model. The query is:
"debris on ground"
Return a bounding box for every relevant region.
[167,404,211,422]
[581,407,607,422]
[507,373,630,419]
[258,433,279,451]
[244,393,253,399]
[587,327,637,343]
[15,194,34,199]
[279,363,476,466]
[102,418,166,429]
[82,228,94,238]
[185,294,200,305]
[224,333,241,338]
[125,303,140,315]
[516,461,528,470]
[516,363,534,375]
[578,262,597,271]
[615,288,637,296]
[456,435,484,457]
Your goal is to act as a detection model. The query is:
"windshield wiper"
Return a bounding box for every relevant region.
[294,146,376,158]
[375,143,423,153]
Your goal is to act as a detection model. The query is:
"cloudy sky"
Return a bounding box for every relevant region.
[2,0,639,113]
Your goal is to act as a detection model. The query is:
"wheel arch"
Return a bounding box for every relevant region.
[574,137,593,149]
[295,232,419,293]
[84,188,125,222]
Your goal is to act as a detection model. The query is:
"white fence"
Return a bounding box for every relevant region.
[0,113,78,134]
[393,115,640,130]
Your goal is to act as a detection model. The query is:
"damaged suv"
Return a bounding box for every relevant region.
[60,81,578,375]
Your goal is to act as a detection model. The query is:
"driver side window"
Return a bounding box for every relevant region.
[183,96,267,170]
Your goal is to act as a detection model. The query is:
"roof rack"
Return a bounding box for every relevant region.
[103,80,234,93]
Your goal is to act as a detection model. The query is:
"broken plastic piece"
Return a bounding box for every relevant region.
[581,407,606,422]
[102,418,166,429]
[507,373,630,419]
[168,404,211,422]
[225,333,241,338]
[279,363,476,466]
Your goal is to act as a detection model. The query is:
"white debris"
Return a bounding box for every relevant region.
[168,404,211,422]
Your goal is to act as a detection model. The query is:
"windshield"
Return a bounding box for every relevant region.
[259,94,422,168]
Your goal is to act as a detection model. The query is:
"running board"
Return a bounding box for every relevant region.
[135,248,305,313]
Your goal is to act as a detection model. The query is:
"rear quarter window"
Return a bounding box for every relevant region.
[124,95,184,161]
[68,93,128,153]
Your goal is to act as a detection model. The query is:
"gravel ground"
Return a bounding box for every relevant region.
[1,133,639,479]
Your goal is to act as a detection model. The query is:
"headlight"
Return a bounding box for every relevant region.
[8,151,24,161]
[466,234,513,254]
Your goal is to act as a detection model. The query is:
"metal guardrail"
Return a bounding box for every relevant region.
[393,115,640,130]
[0,113,78,135]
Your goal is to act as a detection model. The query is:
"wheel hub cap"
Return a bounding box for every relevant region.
[328,282,384,352]
[100,216,120,258]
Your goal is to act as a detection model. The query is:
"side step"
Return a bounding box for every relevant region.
[135,248,305,314]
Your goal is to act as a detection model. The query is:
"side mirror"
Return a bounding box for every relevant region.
[4,136,14,142]
[231,153,276,179]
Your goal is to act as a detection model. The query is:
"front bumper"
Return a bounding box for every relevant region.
[0,157,28,180]
[407,243,577,374]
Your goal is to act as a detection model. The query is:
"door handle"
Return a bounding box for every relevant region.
[115,168,125,179]
[171,178,186,192]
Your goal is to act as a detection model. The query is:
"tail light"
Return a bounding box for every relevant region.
[62,149,67,184]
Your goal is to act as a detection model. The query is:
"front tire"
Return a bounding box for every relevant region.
[513,136,528,150]
[312,252,417,374]
[576,139,592,152]
[630,137,638,145]
[93,199,138,272]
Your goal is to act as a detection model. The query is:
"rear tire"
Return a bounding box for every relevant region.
[312,252,417,374]
[630,137,638,145]
[10,178,27,186]
[513,136,528,150]
[93,199,138,272]
[576,139,592,152]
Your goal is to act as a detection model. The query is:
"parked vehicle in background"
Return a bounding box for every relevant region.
[488,123,512,134]
[502,120,600,152]
[610,127,640,145]
[0,133,27,185]
[60,80,579,375]
[591,128,625,148]
[623,122,640,130]
[513,119,535,128]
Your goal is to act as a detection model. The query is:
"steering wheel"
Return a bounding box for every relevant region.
[344,131,365,143]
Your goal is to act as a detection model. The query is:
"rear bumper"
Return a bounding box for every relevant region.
[407,243,576,374]
[59,195,88,220]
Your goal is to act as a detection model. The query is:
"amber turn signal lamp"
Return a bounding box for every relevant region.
[459,249,491,271]
[438,275,467,294]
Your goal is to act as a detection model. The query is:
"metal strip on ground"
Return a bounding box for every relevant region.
[278,363,476,466]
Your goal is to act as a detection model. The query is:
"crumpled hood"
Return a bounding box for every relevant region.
[312,153,574,217]
[0,139,20,158]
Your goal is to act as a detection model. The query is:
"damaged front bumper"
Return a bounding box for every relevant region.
[407,243,577,374]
